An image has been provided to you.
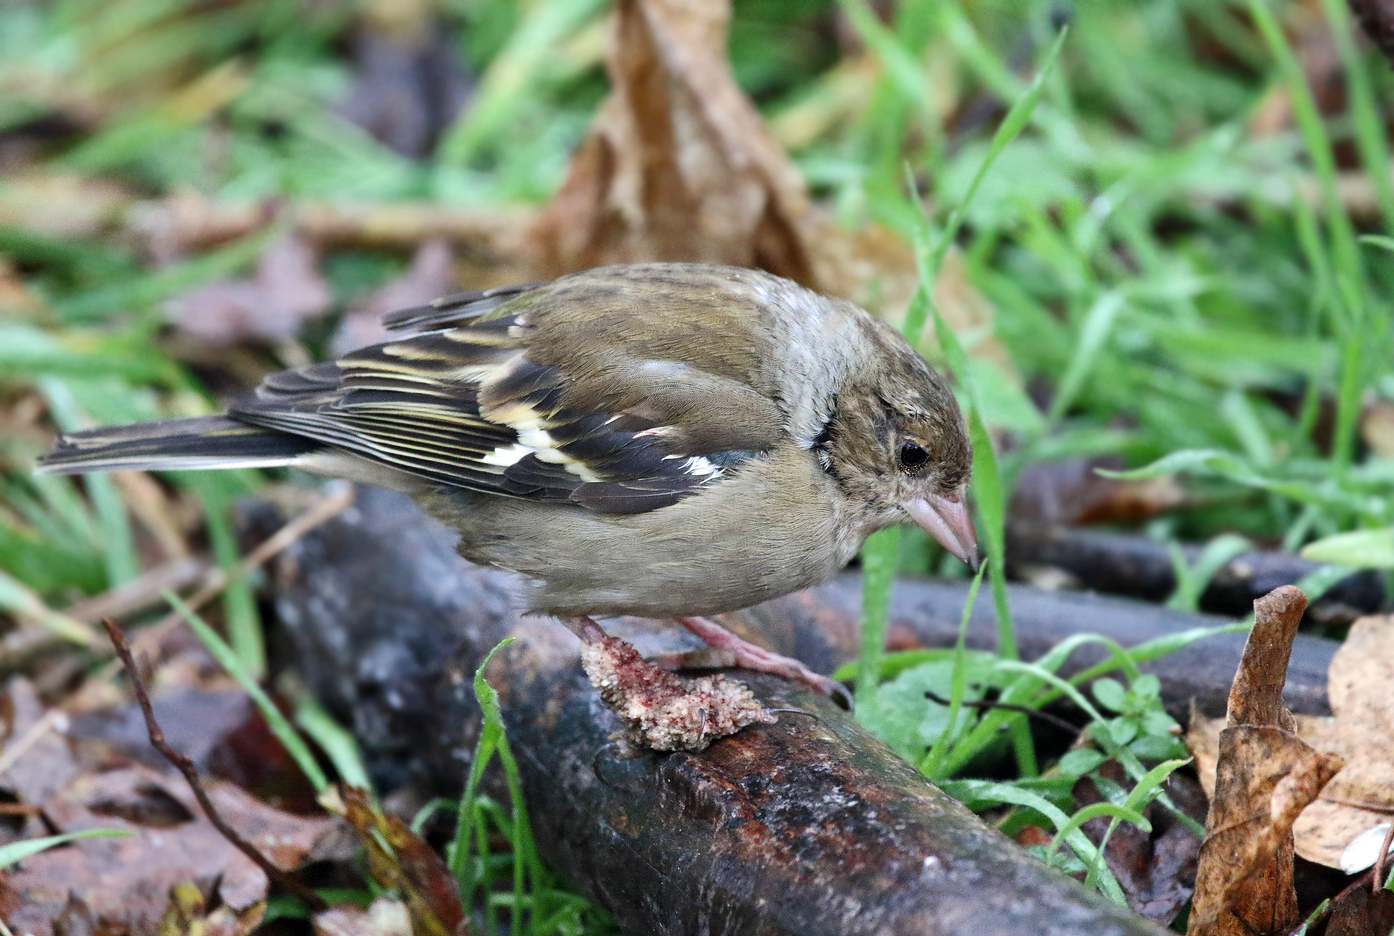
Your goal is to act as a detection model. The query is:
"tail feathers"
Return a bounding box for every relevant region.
[37,416,316,475]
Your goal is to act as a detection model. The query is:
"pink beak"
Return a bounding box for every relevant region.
[903,491,980,572]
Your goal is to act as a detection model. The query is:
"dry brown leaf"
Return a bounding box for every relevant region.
[1188,586,1345,936]
[156,879,264,936]
[1189,615,1394,874]
[1320,872,1394,936]
[0,679,81,838]
[1010,456,1186,527]
[336,8,471,160]
[529,0,821,288]
[1071,761,1206,923]
[525,0,1013,382]
[168,232,332,344]
[327,786,467,936]
[0,763,333,935]
[1295,614,1394,871]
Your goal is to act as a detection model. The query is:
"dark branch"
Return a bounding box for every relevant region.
[100,617,328,913]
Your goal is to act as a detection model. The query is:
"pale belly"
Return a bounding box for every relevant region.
[422,448,859,619]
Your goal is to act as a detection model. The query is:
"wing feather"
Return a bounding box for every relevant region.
[231,270,790,513]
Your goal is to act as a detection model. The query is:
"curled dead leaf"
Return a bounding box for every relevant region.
[325,786,467,936]
[1188,587,1345,936]
[529,0,820,289]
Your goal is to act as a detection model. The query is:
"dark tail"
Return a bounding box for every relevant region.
[36,416,316,475]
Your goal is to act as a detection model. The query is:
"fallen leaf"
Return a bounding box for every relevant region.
[529,0,822,288]
[0,764,333,935]
[1293,614,1394,871]
[1320,870,1394,936]
[156,878,264,936]
[1009,456,1186,527]
[1188,586,1344,936]
[68,685,315,806]
[0,679,80,838]
[327,787,466,936]
[523,0,1012,372]
[1189,615,1394,874]
[1072,761,1205,924]
[168,232,332,344]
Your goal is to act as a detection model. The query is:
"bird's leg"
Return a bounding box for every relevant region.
[673,616,852,709]
[559,617,775,752]
[559,615,608,644]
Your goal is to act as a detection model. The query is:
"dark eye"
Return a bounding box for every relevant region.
[898,441,929,473]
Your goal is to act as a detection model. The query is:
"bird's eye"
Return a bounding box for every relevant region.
[898,441,929,473]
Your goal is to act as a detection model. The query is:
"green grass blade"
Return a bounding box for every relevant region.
[0,828,130,870]
[856,527,900,708]
[163,590,328,793]
[294,692,374,796]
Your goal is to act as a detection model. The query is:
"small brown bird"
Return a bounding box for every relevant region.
[39,264,976,742]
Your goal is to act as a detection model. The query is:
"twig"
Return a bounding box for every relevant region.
[1374,820,1394,895]
[923,689,1083,737]
[76,485,355,711]
[148,482,355,636]
[100,616,328,912]
[62,556,211,624]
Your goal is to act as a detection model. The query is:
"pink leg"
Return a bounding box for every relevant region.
[560,615,608,644]
[674,616,852,707]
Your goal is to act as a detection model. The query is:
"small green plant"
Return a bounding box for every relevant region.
[449,639,618,936]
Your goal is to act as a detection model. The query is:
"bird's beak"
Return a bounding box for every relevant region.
[903,491,980,572]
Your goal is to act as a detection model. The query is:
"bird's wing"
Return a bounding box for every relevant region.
[231,268,790,514]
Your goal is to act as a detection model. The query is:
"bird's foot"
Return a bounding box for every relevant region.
[562,617,776,752]
[674,616,853,709]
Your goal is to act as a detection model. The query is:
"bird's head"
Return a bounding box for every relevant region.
[813,327,978,571]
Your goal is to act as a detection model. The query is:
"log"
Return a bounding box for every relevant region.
[1004,521,1384,627]
[741,574,1334,721]
[249,487,1331,935]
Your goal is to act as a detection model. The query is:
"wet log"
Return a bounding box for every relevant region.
[1004,521,1384,627]
[252,487,1332,936]
[756,572,1334,720]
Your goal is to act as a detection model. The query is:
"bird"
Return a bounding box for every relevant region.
[39,263,977,742]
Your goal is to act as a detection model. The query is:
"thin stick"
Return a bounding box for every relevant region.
[62,556,211,624]
[147,482,354,635]
[100,617,328,912]
[1373,820,1394,895]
